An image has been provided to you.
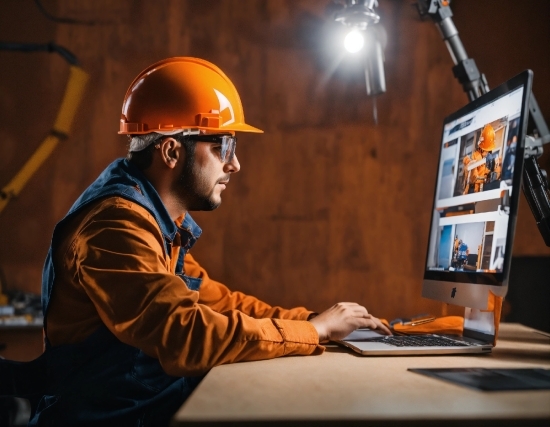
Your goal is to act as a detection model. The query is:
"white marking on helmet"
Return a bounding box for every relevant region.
[213,89,235,126]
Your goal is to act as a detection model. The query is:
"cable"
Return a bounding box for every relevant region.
[0,42,79,66]
[33,0,98,26]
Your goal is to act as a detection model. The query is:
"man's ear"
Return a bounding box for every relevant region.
[158,137,182,169]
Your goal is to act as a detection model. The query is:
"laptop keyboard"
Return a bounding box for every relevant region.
[370,335,479,347]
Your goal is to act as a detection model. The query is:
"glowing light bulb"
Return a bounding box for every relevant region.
[344,30,364,53]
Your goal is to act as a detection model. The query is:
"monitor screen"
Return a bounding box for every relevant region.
[422,71,532,310]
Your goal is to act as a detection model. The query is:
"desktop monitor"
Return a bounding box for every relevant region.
[423,71,533,336]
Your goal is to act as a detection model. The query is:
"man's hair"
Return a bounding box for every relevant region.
[127,133,196,171]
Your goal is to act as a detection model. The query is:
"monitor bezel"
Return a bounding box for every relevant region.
[423,70,533,288]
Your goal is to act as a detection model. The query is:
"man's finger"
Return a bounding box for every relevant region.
[355,317,392,336]
[371,317,392,335]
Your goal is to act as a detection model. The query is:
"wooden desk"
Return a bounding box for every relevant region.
[172,324,550,427]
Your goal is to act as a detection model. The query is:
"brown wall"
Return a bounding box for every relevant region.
[1,0,549,324]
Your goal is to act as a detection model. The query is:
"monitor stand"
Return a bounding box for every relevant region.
[463,285,507,342]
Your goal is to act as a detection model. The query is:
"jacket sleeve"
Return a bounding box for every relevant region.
[74,199,323,377]
[184,254,315,321]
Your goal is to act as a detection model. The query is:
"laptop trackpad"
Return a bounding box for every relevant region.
[341,328,385,341]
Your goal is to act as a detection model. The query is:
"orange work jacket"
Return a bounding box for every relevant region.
[46,196,323,377]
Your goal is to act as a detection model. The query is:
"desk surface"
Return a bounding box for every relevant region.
[173,323,550,427]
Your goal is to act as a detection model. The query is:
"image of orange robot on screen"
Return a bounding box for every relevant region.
[462,124,501,194]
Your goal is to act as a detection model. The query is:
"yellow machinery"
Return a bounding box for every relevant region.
[0,42,88,308]
[0,64,88,215]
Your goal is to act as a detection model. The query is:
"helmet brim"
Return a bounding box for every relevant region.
[209,123,264,134]
[119,123,264,135]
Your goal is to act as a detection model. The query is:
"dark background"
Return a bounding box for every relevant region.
[1,0,549,332]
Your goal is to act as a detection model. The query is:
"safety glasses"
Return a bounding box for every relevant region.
[188,134,237,163]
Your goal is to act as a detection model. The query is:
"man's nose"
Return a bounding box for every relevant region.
[224,154,240,173]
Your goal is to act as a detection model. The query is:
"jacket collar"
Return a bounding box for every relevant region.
[123,160,202,247]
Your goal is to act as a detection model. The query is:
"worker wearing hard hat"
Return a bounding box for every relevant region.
[462,124,501,194]
[33,57,390,426]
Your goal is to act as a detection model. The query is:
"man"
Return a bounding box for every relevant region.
[456,239,469,270]
[501,134,517,181]
[451,235,460,269]
[33,57,390,426]
[462,124,500,194]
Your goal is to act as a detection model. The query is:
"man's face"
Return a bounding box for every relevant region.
[177,138,240,211]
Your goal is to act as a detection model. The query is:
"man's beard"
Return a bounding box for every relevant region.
[177,153,221,211]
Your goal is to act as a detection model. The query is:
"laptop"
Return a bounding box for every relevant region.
[336,70,533,356]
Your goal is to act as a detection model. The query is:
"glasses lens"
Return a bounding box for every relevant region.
[189,134,236,163]
[221,136,236,163]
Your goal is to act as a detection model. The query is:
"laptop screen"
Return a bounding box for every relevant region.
[424,71,532,288]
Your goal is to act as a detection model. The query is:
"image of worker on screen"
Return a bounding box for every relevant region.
[456,118,507,196]
[428,219,506,273]
[501,117,520,182]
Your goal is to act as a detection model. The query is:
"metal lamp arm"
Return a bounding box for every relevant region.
[416,0,489,101]
[417,0,550,246]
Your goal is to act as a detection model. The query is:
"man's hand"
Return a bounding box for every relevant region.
[309,302,391,342]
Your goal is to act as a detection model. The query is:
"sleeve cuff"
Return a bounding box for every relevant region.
[272,318,319,344]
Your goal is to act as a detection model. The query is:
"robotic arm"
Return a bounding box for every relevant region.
[417,0,550,246]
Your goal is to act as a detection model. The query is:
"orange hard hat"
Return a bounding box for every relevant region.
[119,57,263,135]
[478,124,495,151]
